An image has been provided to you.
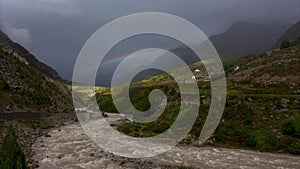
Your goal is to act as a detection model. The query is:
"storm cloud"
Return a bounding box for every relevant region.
[1,0,299,79]
[1,20,31,47]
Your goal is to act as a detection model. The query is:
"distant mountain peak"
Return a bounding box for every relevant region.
[209,21,291,57]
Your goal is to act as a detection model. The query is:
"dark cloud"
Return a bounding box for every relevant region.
[1,0,299,79]
[1,20,31,47]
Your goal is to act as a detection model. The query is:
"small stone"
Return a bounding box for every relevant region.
[247,97,253,102]
[279,109,289,113]
[207,140,214,145]
[28,159,34,163]
[33,164,39,168]
[120,161,125,166]
[281,98,290,108]
[45,134,51,137]
[281,98,290,104]
[5,105,11,111]
[57,154,64,159]
[102,112,108,118]
[293,100,300,104]
[191,141,200,147]
[27,164,33,168]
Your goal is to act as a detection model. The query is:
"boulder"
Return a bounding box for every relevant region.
[281,98,290,108]
[279,109,289,113]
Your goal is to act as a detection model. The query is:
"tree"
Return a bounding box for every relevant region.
[0,75,9,91]
[280,40,291,49]
[0,126,27,169]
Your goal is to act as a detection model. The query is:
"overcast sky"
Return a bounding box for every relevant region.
[1,0,299,79]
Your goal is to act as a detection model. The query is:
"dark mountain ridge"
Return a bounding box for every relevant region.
[271,21,300,49]
[0,31,73,113]
[210,21,291,57]
[0,31,62,81]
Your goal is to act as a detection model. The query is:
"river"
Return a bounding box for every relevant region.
[31,113,300,169]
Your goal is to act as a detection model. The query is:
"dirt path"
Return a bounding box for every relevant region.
[32,113,300,169]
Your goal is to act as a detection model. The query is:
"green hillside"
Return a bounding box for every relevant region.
[96,45,300,154]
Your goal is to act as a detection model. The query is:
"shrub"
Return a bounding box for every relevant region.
[222,102,254,125]
[287,142,300,155]
[169,87,176,95]
[215,121,257,147]
[244,134,257,148]
[282,120,295,136]
[0,75,9,91]
[280,40,291,49]
[257,132,277,151]
[215,128,225,143]
[96,94,118,113]
[238,102,254,125]
[281,117,300,138]
[0,126,27,169]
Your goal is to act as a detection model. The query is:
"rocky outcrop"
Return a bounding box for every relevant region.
[228,45,300,90]
[0,31,74,113]
[0,31,62,81]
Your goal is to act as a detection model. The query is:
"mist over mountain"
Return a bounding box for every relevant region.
[210,21,291,57]
[272,21,300,49]
[97,21,295,86]
[1,20,297,87]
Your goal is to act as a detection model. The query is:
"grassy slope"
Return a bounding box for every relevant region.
[95,45,300,154]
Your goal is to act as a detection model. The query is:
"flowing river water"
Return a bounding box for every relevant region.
[31,113,300,169]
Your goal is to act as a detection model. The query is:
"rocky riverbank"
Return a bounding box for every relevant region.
[31,113,300,169]
[0,112,77,169]
[31,113,175,169]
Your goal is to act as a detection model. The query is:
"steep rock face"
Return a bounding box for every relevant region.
[0,31,73,113]
[0,31,62,81]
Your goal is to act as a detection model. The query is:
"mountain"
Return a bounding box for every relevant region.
[0,31,73,113]
[210,21,291,57]
[97,21,294,86]
[136,44,300,94]
[0,31,62,81]
[271,21,300,49]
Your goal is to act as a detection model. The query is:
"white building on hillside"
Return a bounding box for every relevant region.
[233,66,240,71]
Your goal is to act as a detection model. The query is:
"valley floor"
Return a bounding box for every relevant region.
[32,113,300,169]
